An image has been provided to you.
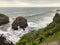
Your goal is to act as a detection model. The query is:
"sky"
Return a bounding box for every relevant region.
[0,0,60,7]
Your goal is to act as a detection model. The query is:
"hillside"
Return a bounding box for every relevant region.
[15,12,60,45]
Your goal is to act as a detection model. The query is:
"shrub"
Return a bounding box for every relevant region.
[15,39,27,45]
[44,31,53,37]
[31,41,39,45]
[39,35,45,42]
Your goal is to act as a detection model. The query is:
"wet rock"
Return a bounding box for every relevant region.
[0,13,9,25]
[12,16,28,31]
[0,35,13,45]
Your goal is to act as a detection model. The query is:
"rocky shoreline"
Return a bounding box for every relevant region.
[0,12,59,45]
[0,13,28,45]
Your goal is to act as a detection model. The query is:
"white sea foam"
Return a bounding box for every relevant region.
[0,18,40,43]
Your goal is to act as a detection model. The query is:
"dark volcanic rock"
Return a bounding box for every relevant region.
[12,16,28,30]
[0,13,9,25]
[0,35,13,45]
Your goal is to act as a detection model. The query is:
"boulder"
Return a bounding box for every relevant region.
[0,13,9,25]
[12,16,28,31]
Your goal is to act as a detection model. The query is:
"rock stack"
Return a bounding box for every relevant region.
[12,16,28,30]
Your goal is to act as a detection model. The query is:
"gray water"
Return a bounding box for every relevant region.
[0,7,60,43]
[0,7,59,17]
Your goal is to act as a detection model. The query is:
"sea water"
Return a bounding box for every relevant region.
[0,7,59,43]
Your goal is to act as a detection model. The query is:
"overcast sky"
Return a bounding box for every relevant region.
[0,0,60,7]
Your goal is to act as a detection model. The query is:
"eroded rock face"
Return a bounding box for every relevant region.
[0,35,13,45]
[53,13,60,23]
[12,16,28,30]
[0,13,9,25]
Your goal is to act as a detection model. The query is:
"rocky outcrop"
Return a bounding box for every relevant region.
[0,35,13,45]
[0,13,9,25]
[12,16,28,30]
[53,13,60,23]
[56,10,60,11]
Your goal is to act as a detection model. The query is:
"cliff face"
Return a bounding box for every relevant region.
[53,13,60,23]
[0,13,9,25]
[12,16,28,30]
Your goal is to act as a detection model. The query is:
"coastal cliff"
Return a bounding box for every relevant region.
[15,12,60,45]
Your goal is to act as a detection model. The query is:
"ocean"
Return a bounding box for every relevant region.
[0,7,60,44]
[0,7,59,17]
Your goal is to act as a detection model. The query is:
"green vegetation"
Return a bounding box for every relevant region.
[15,39,27,45]
[15,13,60,45]
[45,31,60,42]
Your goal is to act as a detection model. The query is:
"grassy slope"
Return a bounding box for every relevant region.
[15,13,60,45]
[45,31,60,42]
